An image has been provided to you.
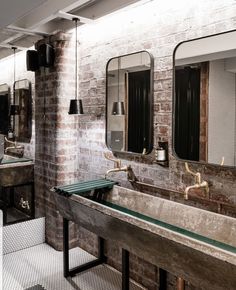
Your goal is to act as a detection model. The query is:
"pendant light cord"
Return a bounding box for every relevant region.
[13,47,16,84]
[118,57,120,102]
[12,47,17,100]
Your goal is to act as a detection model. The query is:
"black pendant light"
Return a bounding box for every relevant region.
[112,56,125,116]
[68,17,84,115]
[9,47,20,116]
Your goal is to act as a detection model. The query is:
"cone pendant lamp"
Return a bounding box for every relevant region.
[68,17,84,115]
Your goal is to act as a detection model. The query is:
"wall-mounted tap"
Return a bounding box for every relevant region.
[104,152,131,179]
[19,197,30,210]
[4,137,24,154]
[184,162,209,200]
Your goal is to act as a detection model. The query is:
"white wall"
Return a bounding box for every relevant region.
[208,59,236,166]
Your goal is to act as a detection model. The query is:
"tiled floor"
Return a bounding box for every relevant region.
[3,243,143,290]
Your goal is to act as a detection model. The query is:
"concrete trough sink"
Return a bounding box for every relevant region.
[55,185,236,290]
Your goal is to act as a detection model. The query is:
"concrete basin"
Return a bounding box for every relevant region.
[0,155,34,186]
[105,186,236,249]
[55,185,236,290]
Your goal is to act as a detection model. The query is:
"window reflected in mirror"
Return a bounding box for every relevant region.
[174,31,236,167]
[106,51,153,155]
[0,84,10,135]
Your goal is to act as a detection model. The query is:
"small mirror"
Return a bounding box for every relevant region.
[174,30,236,167]
[0,84,10,135]
[106,51,153,154]
[13,79,32,142]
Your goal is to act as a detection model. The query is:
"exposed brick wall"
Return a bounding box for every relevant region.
[77,0,236,204]
[34,32,79,249]
[74,1,236,289]
[32,1,236,289]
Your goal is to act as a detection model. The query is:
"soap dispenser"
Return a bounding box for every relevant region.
[155,141,168,167]
[155,146,167,162]
[8,128,14,139]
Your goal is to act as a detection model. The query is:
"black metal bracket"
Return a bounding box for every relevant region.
[63,218,107,278]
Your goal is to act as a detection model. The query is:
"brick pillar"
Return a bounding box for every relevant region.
[35,32,79,250]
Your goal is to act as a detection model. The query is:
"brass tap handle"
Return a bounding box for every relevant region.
[5,136,16,146]
[220,156,225,166]
[104,152,121,168]
[185,162,201,184]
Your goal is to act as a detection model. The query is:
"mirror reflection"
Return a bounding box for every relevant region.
[174,31,236,167]
[0,84,9,135]
[13,79,32,142]
[106,51,153,154]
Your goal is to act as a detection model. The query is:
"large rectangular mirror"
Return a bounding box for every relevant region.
[173,30,236,167]
[0,84,10,135]
[13,79,32,143]
[106,51,153,155]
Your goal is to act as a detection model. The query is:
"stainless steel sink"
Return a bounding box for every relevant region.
[55,184,236,290]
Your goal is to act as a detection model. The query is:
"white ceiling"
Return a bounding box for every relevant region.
[0,0,142,59]
[0,0,46,28]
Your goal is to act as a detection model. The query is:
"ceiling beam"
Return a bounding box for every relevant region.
[0,0,46,28]
[56,11,93,24]
[13,0,93,29]
[0,43,27,51]
[6,25,49,36]
[1,33,23,44]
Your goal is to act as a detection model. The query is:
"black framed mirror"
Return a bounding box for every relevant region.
[13,79,32,143]
[106,51,154,155]
[173,30,236,167]
[0,84,10,135]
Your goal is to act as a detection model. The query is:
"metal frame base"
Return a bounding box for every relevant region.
[63,218,107,278]
[63,218,134,290]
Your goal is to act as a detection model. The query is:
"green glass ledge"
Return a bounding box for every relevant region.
[82,195,236,255]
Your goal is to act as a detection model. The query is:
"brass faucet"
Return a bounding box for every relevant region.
[184,162,209,200]
[104,152,131,179]
[4,137,24,153]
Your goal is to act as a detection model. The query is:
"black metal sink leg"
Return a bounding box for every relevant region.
[63,217,106,278]
[122,249,130,290]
